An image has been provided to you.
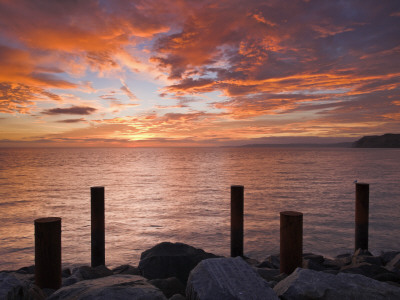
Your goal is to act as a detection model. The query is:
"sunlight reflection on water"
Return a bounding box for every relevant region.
[0,147,399,270]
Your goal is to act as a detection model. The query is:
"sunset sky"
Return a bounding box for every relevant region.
[0,0,399,147]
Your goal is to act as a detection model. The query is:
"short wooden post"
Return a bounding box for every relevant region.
[355,183,369,250]
[231,185,244,257]
[35,217,61,289]
[91,186,105,267]
[280,211,303,274]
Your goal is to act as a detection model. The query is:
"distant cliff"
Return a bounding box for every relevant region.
[353,134,400,148]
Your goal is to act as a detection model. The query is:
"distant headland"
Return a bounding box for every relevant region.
[238,133,400,148]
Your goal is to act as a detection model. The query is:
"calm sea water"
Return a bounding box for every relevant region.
[0,147,399,270]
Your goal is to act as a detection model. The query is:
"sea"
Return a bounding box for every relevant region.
[0,147,399,270]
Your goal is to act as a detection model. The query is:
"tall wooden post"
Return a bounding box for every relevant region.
[231,185,244,257]
[91,186,105,267]
[35,217,61,289]
[280,211,303,274]
[355,183,369,251]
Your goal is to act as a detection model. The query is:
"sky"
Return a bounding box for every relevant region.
[0,0,399,147]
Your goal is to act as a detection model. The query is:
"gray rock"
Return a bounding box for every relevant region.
[62,265,113,287]
[303,253,324,264]
[303,259,326,271]
[149,277,185,298]
[186,257,279,300]
[380,251,400,265]
[386,253,400,273]
[0,272,45,300]
[254,267,280,282]
[16,266,35,275]
[139,242,218,284]
[373,272,400,284]
[352,255,382,266]
[48,274,167,300]
[354,248,373,257]
[169,294,186,300]
[321,258,340,270]
[258,254,280,269]
[341,262,390,278]
[112,264,141,275]
[274,267,400,300]
[334,254,352,267]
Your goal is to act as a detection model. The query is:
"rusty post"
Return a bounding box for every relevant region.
[280,211,303,274]
[91,186,105,267]
[35,217,61,289]
[355,183,369,251]
[231,185,244,257]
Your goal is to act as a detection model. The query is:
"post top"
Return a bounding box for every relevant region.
[355,182,369,186]
[91,186,105,191]
[231,185,244,188]
[280,211,303,217]
[35,217,61,224]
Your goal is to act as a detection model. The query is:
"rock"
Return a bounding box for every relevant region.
[341,262,390,278]
[258,254,280,269]
[62,265,113,286]
[354,248,373,257]
[274,267,400,299]
[149,277,185,298]
[380,251,400,265]
[48,274,167,300]
[254,267,280,282]
[386,253,400,273]
[322,258,340,270]
[169,294,186,300]
[16,265,35,274]
[373,272,400,284]
[112,264,141,275]
[138,242,218,284]
[186,257,279,300]
[303,253,324,264]
[303,259,325,271]
[0,272,45,300]
[334,253,352,267]
[352,250,382,266]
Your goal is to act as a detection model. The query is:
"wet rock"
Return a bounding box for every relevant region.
[138,242,218,284]
[0,272,45,300]
[274,267,400,300]
[112,264,141,275]
[303,259,325,271]
[186,257,278,300]
[354,248,373,257]
[149,277,185,298]
[322,258,340,270]
[48,274,167,300]
[303,253,324,264]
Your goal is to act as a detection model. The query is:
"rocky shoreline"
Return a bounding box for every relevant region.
[2,242,400,299]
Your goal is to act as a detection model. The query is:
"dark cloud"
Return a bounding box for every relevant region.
[56,118,86,123]
[42,106,97,115]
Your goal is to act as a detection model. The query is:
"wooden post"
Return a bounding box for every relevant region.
[280,211,303,274]
[355,183,369,251]
[231,185,244,257]
[35,217,61,289]
[91,186,105,267]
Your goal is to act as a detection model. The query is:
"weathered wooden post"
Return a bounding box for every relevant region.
[231,185,244,257]
[35,217,61,289]
[355,182,369,250]
[91,186,105,267]
[280,211,303,274]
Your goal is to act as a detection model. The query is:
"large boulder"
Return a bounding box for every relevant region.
[0,272,44,300]
[138,242,218,284]
[186,257,279,300]
[48,274,167,300]
[274,267,400,299]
